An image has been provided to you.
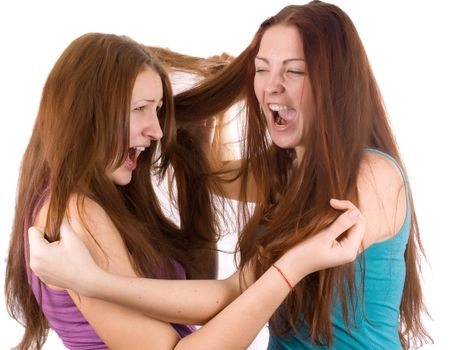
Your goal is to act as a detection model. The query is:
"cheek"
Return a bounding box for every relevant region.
[129,115,138,136]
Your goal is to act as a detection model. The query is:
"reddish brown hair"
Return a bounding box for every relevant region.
[174,1,430,348]
[144,45,234,279]
[5,33,219,349]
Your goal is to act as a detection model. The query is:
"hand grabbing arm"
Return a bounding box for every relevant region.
[28,199,365,349]
[28,220,101,292]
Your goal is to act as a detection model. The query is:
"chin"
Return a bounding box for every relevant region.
[112,174,132,186]
[273,140,297,150]
[272,136,303,151]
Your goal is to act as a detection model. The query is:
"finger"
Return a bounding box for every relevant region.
[325,208,361,241]
[28,226,51,249]
[339,215,366,257]
[329,198,356,211]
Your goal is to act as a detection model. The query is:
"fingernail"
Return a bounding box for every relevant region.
[348,209,360,218]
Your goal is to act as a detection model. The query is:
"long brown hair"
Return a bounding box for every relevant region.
[144,45,235,279]
[174,1,430,348]
[4,33,217,350]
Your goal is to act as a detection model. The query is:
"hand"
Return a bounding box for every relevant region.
[278,199,366,284]
[28,220,99,294]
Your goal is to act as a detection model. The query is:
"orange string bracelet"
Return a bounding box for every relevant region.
[272,264,293,290]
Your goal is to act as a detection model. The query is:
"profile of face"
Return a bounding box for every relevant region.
[108,67,164,185]
[254,24,314,157]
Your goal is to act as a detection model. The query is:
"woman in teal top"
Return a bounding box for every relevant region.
[268,150,411,349]
[22,1,431,349]
[168,2,431,348]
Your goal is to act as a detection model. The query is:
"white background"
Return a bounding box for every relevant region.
[1,1,448,349]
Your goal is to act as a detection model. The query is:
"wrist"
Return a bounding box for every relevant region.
[78,265,105,297]
[274,246,309,286]
[272,264,293,290]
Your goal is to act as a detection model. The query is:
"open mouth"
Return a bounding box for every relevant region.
[269,104,296,126]
[274,110,286,125]
[127,146,145,164]
[127,147,136,163]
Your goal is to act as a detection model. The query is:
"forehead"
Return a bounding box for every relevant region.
[258,24,304,58]
[132,67,163,101]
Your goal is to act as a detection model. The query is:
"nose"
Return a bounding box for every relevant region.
[143,110,163,141]
[264,73,285,94]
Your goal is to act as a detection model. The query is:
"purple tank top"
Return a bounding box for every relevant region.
[26,196,195,349]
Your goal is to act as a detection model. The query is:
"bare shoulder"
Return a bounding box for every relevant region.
[66,194,112,227]
[65,194,135,275]
[358,151,405,190]
[33,194,134,289]
[357,151,407,248]
[34,194,109,229]
[66,194,113,245]
[64,194,181,347]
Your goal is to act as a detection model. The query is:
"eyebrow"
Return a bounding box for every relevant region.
[255,56,305,64]
[132,98,162,105]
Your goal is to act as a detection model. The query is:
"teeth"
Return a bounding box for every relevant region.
[134,146,145,151]
[269,104,288,112]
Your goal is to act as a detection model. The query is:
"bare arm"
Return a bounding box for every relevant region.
[357,151,407,249]
[29,199,365,349]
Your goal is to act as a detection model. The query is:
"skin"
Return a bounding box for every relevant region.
[26,27,380,349]
[29,199,365,349]
[107,67,163,185]
[254,24,314,159]
[255,24,407,249]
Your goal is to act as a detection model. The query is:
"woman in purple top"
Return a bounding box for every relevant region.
[6,32,365,349]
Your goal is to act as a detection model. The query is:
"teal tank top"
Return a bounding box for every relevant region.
[268,149,410,350]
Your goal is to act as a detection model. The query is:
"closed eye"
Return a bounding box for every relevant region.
[287,70,305,75]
